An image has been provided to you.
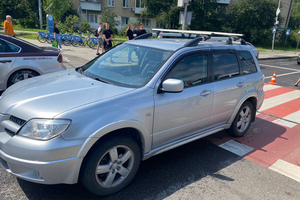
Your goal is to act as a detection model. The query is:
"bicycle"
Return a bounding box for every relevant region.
[37,32,48,43]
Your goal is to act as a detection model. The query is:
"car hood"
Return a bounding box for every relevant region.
[0,69,135,120]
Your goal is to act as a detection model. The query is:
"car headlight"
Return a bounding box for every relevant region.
[18,119,71,140]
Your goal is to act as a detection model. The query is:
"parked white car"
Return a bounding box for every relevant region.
[0,34,65,92]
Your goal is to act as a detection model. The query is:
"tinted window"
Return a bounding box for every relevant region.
[213,53,239,80]
[238,51,257,74]
[165,55,208,88]
[0,39,20,53]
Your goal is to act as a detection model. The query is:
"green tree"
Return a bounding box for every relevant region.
[227,0,277,44]
[100,7,119,28]
[65,15,79,31]
[43,0,74,23]
[289,0,300,30]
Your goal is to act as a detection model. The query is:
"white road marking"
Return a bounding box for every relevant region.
[272,118,297,128]
[260,64,300,72]
[219,140,254,156]
[281,110,300,124]
[258,90,300,111]
[263,84,281,91]
[265,71,300,79]
[269,159,300,183]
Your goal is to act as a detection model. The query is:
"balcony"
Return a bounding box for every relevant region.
[217,0,230,4]
[80,0,101,11]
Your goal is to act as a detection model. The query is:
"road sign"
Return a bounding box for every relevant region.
[179,11,192,25]
[286,30,290,36]
[272,26,277,33]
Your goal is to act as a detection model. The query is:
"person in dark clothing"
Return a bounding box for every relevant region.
[126,24,134,40]
[53,22,62,49]
[103,23,113,52]
[138,23,147,36]
[133,24,139,38]
[126,24,134,62]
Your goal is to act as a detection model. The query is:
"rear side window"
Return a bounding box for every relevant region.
[213,53,239,80]
[238,51,257,74]
[0,39,20,53]
[165,55,208,88]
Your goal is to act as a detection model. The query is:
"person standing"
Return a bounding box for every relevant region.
[96,22,104,55]
[4,15,15,37]
[53,23,62,50]
[138,23,147,36]
[103,23,113,52]
[126,24,134,62]
[126,24,133,41]
[133,24,139,38]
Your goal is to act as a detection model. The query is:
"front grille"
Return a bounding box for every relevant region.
[9,115,26,126]
[4,128,16,136]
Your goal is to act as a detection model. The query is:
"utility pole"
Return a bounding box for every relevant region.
[39,0,43,29]
[182,0,188,30]
[272,0,281,51]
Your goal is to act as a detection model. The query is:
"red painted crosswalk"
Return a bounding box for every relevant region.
[207,84,300,182]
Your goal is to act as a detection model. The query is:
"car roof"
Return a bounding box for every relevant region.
[125,38,254,52]
[0,34,42,53]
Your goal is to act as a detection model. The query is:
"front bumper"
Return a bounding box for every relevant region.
[0,113,85,184]
[0,149,83,184]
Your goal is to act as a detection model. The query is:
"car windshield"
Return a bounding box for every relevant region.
[81,44,173,88]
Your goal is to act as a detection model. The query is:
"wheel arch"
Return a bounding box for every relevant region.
[227,93,258,125]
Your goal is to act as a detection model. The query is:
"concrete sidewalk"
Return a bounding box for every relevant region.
[258,51,298,60]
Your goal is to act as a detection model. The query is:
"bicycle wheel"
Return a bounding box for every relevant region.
[63,40,71,46]
[84,39,90,47]
[72,40,80,47]
[46,37,52,44]
[90,41,97,49]
[37,35,46,43]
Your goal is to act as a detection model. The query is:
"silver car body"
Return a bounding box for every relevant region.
[0,39,264,185]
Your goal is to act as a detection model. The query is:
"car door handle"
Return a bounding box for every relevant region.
[0,60,12,63]
[200,90,212,96]
[237,82,245,88]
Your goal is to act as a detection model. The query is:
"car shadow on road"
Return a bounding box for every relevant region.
[17,117,287,200]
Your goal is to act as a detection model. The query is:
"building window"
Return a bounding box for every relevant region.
[123,0,129,8]
[122,17,129,25]
[139,19,151,27]
[108,0,115,7]
[135,0,144,8]
[88,14,98,23]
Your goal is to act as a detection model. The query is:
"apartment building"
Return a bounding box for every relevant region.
[73,0,156,32]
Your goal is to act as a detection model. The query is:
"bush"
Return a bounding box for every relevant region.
[81,21,91,33]
[111,27,118,36]
[120,26,128,37]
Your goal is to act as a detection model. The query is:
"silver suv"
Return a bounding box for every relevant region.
[0,33,264,196]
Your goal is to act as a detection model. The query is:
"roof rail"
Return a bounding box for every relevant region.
[152,28,244,37]
[133,33,153,40]
[184,37,203,47]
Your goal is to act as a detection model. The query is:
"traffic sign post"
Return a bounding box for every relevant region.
[296,30,300,54]
[284,29,290,50]
[272,26,277,51]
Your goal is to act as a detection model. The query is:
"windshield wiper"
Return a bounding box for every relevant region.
[77,67,85,76]
[94,77,116,85]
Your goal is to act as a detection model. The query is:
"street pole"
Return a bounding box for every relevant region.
[182,1,188,30]
[296,35,300,54]
[284,35,288,50]
[272,31,276,51]
[39,0,43,29]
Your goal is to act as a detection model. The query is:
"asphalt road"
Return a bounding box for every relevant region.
[1,52,300,199]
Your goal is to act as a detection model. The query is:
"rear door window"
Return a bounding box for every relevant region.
[165,55,208,88]
[0,39,20,53]
[213,53,239,80]
[238,51,257,74]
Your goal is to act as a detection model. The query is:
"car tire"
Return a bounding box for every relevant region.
[80,136,141,196]
[226,101,253,137]
[7,70,39,88]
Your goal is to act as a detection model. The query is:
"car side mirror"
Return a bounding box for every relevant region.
[161,79,184,93]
